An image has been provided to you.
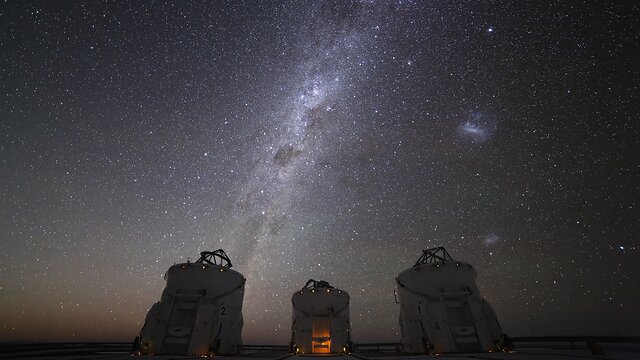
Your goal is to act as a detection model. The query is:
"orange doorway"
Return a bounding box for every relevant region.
[311,317,331,353]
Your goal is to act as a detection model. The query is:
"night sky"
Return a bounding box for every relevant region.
[1,0,639,344]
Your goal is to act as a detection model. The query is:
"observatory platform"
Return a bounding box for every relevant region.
[1,339,639,360]
[4,248,637,359]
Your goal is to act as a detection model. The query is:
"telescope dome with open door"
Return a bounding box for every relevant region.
[396,247,504,354]
[137,249,245,355]
[291,279,351,354]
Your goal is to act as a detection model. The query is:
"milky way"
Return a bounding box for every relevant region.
[220,3,393,335]
[1,0,638,343]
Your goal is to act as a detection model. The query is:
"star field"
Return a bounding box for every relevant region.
[0,1,639,343]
